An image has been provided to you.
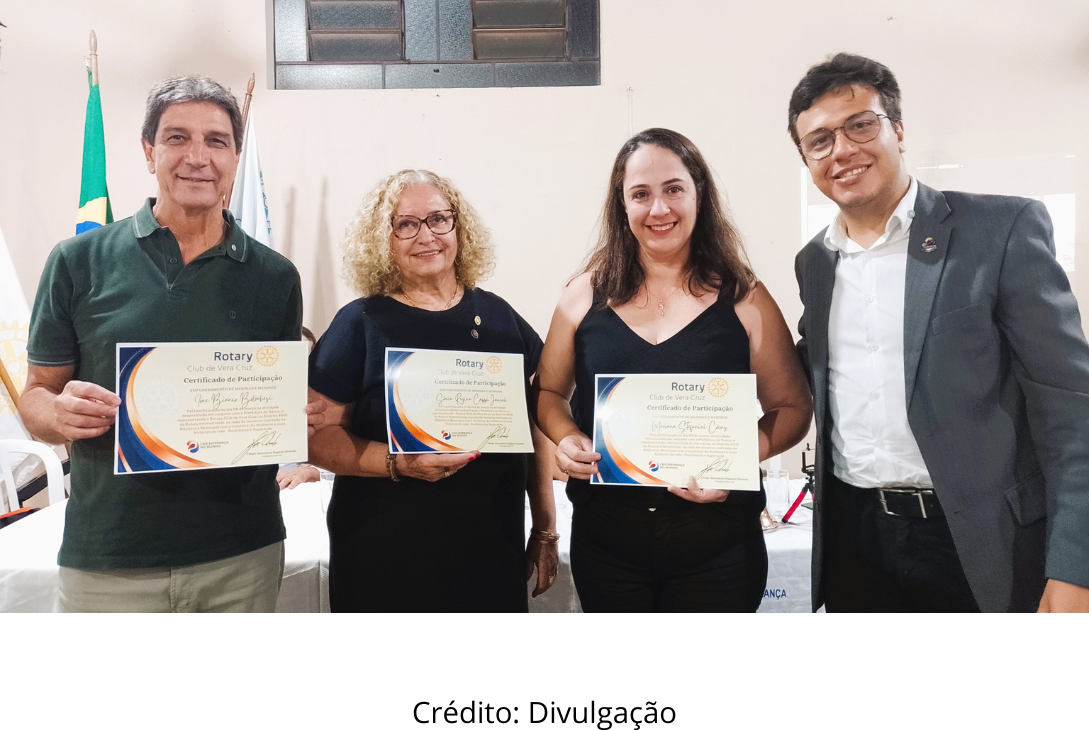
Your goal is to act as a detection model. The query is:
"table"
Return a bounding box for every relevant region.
[0,480,813,613]
[0,480,333,613]
[760,480,815,613]
[274,480,331,612]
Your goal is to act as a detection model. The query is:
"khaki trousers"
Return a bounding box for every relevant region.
[57,541,284,613]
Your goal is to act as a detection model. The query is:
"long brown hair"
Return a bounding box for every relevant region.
[583,128,754,305]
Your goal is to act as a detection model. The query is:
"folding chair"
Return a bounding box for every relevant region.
[0,439,66,527]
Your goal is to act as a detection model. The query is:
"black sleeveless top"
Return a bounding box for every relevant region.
[568,289,765,515]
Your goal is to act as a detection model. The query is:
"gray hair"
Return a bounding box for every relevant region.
[141,76,244,153]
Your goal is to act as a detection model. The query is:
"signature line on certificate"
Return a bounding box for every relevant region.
[232,430,282,465]
[692,456,734,481]
[476,425,511,451]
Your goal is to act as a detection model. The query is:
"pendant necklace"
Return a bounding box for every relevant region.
[642,284,681,318]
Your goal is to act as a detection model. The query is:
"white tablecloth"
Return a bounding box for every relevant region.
[0,495,64,612]
[0,481,333,613]
[760,480,815,613]
[274,481,332,612]
[0,480,813,613]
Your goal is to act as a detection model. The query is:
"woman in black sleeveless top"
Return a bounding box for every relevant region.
[534,129,813,612]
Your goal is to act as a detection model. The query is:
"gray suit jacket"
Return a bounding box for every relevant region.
[795,182,1089,612]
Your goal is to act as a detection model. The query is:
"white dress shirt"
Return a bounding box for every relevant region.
[825,177,932,488]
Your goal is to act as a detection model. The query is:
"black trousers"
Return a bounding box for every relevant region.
[823,474,980,612]
[570,499,767,612]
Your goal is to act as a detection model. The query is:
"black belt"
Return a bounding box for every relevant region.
[831,475,945,519]
[874,486,944,519]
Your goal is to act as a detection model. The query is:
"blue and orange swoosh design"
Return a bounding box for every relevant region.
[385,349,460,453]
[116,346,213,473]
[592,376,670,486]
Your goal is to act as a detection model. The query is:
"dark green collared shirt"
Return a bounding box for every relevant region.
[28,199,302,570]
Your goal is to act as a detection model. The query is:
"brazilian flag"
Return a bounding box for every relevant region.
[76,69,112,234]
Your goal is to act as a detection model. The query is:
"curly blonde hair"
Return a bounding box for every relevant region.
[341,169,495,297]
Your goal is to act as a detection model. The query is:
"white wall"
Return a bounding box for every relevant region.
[2,0,1087,475]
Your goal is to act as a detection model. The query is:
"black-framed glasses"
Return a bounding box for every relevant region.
[390,210,458,239]
[799,111,890,160]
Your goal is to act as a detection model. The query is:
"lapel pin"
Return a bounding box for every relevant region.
[922,237,937,253]
[474,316,481,325]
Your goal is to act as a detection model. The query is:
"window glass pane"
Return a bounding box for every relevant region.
[276,64,384,90]
[473,29,565,59]
[439,0,474,61]
[310,32,404,61]
[404,0,439,61]
[472,0,565,28]
[566,0,598,57]
[310,1,403,30]
[274,0,308,62]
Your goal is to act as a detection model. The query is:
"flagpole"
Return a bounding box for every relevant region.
[241,73,255,128]
[0,359,19,411]
[227,73,256,208]
[88,30,98,85]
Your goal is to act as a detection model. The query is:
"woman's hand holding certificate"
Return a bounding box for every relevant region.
[555,432,602,480]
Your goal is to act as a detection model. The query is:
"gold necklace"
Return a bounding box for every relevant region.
[401,283,460,311]
[638,284,682,318]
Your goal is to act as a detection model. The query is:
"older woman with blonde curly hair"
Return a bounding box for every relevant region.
[307,169,558,612]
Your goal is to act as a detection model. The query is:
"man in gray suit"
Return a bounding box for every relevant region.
[790,53,1089,612]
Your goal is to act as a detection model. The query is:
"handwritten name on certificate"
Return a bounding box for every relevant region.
[385,348,533,454]
[592,374,759,490]
[114,342,308,474]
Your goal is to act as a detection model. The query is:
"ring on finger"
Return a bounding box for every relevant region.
[443,469,451,478]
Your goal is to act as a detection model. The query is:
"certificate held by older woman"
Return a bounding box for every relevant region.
[385,347,534,454]
[591,373,759,489]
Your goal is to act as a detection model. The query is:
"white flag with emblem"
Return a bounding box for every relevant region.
[228,110,274,250]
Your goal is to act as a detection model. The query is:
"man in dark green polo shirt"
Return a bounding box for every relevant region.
[20,76,320,612]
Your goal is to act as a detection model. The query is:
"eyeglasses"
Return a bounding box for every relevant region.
[798,111,890,161]
[390,210,458,239]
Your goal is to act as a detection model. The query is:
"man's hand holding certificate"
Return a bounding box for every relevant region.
[385,347,533,454]
[115,342,309,474]
[592,374,759,490]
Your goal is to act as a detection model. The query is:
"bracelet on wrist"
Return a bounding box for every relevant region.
[387,453,401,482]
[529,528,560,544]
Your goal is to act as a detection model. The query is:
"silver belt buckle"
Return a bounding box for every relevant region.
[877,487,933,518]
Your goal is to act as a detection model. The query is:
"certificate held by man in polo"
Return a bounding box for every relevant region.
[592,373,759,489]
[385,347,533,454]
[114,341,309,474]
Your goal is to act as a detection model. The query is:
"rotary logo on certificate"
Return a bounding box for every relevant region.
[114,341,309,474]
[592,373,759,489]
[385,347,533,454]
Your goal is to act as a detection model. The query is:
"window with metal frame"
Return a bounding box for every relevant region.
[270,0,599,89]
[471,0,566,61]
[307,0,405,63]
